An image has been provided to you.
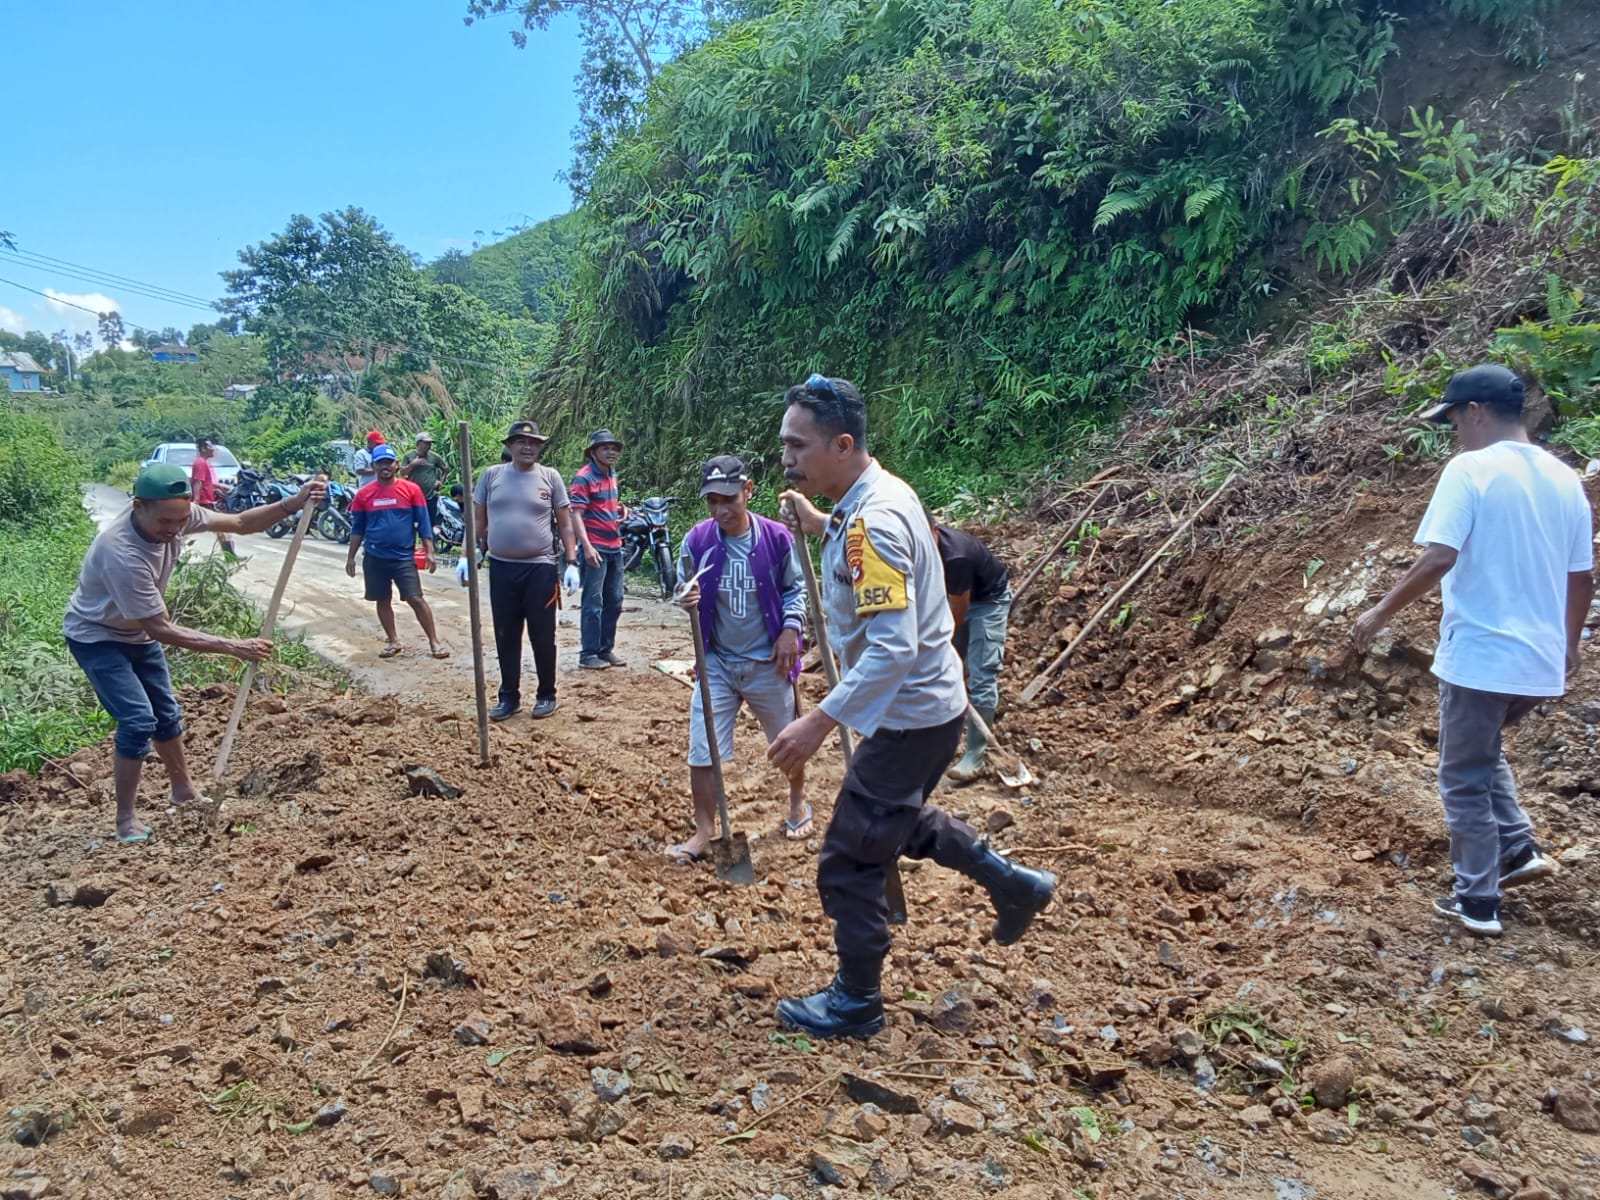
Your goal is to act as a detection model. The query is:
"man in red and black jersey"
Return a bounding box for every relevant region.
[345,445,449,660]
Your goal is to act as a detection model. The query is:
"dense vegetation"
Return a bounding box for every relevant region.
[11,0,1589,507]
[532,0,1579,496]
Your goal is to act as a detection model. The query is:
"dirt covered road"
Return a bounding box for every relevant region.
[1,483,1594,1200]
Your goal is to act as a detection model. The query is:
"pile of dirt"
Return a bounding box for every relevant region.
[4,501,1600,1200]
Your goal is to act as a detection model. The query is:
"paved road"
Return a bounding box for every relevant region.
[82,484,687,701]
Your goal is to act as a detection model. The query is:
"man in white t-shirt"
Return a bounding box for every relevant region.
[1352,364,1594,936]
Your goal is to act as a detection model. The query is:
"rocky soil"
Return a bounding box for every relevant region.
[3,469,1599,1200]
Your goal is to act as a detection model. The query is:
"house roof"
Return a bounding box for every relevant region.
[0,352,44,373]
[151,343,196,355]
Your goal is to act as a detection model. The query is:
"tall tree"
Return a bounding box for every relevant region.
[464,0,737,197]
[97,310,126,350]
[221,207,428,420]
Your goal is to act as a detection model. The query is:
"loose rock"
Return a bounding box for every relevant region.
[1308,1056,1356,1109]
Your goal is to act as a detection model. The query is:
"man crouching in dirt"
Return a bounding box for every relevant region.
[63,464,326,842]
[770,374,1056,1039]
[669,455,811,864]
[1352,364,1593,937]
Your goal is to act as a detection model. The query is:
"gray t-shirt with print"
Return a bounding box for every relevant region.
[63,504,215,644]
[473,462,570,564]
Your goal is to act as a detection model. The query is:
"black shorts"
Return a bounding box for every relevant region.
[364,555,422,602]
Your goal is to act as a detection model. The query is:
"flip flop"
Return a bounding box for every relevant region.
[378,645,403,659]
[664,843,707,866]
[430,646,452,660]
[116,828,154,844]
[784,803,815,841]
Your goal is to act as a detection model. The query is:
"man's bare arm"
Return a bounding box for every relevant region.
[1351,542,1459,653]
[1566,569,1594,673]
[209,479,324,535]
[136,614,271,660]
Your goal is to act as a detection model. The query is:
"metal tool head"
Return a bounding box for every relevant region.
[998,758,1035,790]
[712,831,755,885]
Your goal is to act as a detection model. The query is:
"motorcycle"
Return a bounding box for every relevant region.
[220,465,272,514]
[313,479,355,544]
[261,471,300,539]
[619,496,682,600]
[433,493,465,554]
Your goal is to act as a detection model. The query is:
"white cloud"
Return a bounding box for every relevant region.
[40,289,127,345]
[0,305,25,335]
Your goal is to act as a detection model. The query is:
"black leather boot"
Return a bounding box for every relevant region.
[775,954,885,1040]
[960,839,1057,945]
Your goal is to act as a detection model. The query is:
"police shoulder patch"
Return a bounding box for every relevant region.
[846,517,908,614]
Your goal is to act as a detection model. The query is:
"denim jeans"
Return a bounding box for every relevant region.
[579,549,625,658]
[1437,681,1540,901]
[958,592,1011,712]
[66,637,183,759]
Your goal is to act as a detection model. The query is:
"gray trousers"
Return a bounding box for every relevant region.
[1436,682,1540,902]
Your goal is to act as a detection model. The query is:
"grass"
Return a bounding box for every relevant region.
[0,513,342,773]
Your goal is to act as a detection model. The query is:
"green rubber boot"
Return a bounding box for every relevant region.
[946,706,993,783]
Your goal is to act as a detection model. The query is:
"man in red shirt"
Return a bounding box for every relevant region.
[570,429,628,669]
[190,439,238,559]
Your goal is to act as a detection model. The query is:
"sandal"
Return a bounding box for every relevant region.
[784,803,815,841]
[430,645,452,660]
[378,645,403,659]
[116,827,154,844]
[664,842,707,866]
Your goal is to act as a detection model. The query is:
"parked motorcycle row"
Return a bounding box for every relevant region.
[214,462,683,599]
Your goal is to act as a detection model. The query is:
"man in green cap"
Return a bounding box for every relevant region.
[63,464,326,842]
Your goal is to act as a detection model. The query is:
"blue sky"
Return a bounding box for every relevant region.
[0,2,582,344]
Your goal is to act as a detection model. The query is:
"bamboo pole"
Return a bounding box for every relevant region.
[1020,474,1237,704]
[458,421,491,767]
[1008,481,1117,616]
[213,487,320,780]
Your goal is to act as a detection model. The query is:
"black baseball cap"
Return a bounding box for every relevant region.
[586,429,623,451]
[699,455,750,497]
[502,419,549,444]
[1418,364,1525,424]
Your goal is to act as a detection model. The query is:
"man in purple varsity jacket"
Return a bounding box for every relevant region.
[669,455,812,862]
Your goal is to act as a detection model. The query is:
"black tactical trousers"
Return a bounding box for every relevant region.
[816,714,974,959]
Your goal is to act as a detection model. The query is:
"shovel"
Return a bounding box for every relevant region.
[966,704,1034,790]
[687,604,755,885]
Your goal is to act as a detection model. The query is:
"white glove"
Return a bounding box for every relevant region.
[563,564,581,593]
[455,558,469,587]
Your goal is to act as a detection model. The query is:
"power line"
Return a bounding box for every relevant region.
[0,250,219,315]
[2,251,541,381]
[0,247,218,307]
[0,275,108,318]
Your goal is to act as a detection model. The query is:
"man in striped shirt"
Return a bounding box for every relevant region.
[570,429,628,670]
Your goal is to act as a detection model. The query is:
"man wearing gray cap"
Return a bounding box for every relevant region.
[1353,364,1594,936]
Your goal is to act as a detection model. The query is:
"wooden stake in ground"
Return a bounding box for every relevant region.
[1009,479,1118,616]
[457,420,491,767]
[1020,473,1237,704]
[213,486,320,780]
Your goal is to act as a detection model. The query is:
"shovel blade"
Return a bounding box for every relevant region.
[998,759,1034,791]
[711,832,755,885]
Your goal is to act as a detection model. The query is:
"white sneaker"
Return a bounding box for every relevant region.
[1500,845,1560,888]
